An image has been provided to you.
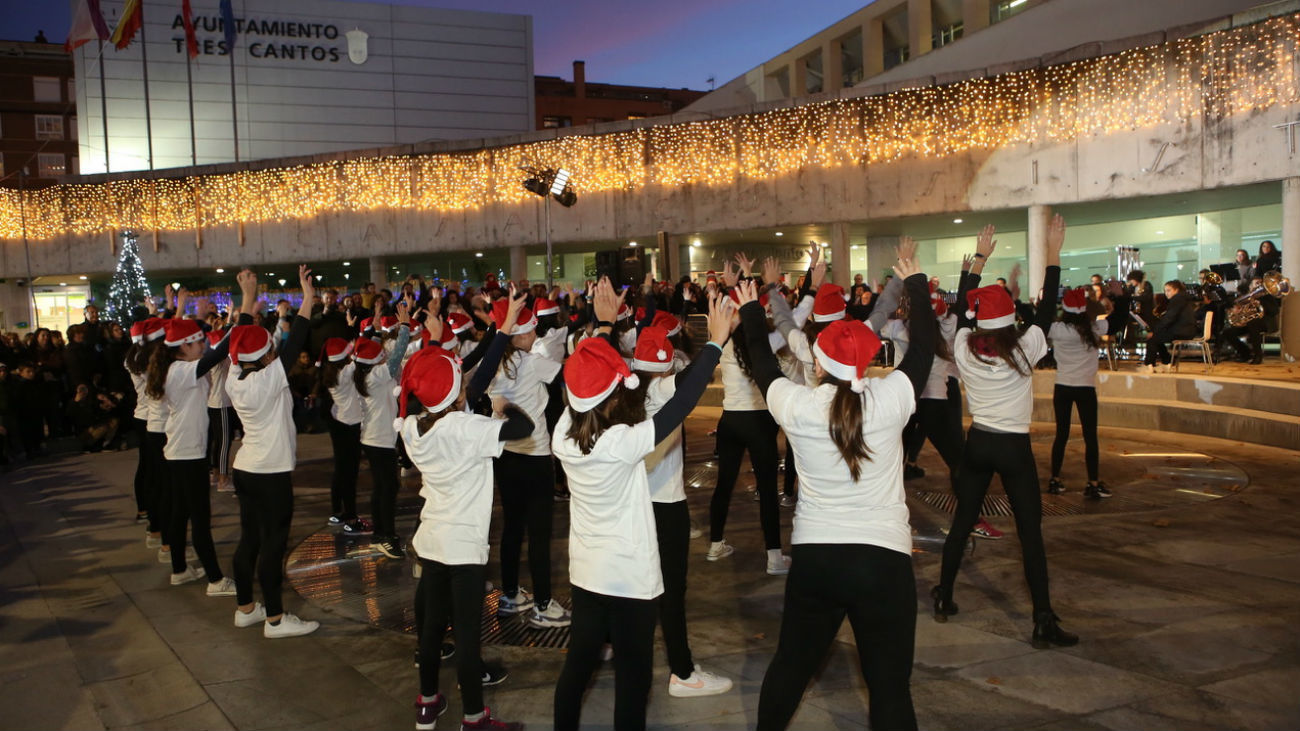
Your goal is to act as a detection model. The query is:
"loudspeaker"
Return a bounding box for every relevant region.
[618,247,645,287]
[594,250,620,282]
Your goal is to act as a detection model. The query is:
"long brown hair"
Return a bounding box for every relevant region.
[145,344,179,400]
[412,390,464,436]
[353,361,373,397]
[497,340,525,380]
[317,359,346,395]
[967,325,1030,376]
[822,373,872,480]
[1061,311,1100,349]
[126,339,161,376]
[565,386,641,455]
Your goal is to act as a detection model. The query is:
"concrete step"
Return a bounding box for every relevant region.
[1034,370,1300,419]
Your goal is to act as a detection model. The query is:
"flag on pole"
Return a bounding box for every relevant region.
[181,0,199,58]
[220,0,237,50]
[110,0,144,50]
[65,0,110,53]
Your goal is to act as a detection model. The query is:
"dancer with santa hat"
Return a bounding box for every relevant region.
[1047,286,1111,499]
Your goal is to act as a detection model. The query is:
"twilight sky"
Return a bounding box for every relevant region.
[4,0,871,90]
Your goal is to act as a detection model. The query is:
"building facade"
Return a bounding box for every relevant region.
[0,40,79,188]
[535,61,706,129]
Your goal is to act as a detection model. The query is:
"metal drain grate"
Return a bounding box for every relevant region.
[912,490,1083,517]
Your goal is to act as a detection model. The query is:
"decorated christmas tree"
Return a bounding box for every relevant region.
[105,230,151,325]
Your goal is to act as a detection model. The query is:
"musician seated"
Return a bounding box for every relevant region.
[1218,278,1280,364]
[1143,280,1196,371]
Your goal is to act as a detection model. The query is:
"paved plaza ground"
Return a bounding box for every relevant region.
[2,409,1298,730]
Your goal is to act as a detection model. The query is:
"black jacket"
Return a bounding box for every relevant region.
[1154,291,1197,341]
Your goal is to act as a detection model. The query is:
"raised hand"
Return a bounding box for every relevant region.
[975,224,997,259]
[961,254,975,273]
[427,314,445,343]
[761,257,781,287]
[705,291,734,346]
[807,241,820,267]
[643,272,654,293]
[1046,213,1066,254]
[893,256,922,281]
[733,252,755,278]
[720,261,739,289]
[592,277,621,323]
[811,259,828,289]
[733,278,759,306]
[897,235,917,262]
[502,284,527,335]
[299,265,315,304]
[395,299,411,325]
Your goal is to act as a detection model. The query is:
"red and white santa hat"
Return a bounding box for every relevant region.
[929,282,949,317]
[163,318,205,347]
[812,283,847,322]
[729,288,769,308]
[706,270,718,284]
[353,338,385,365]
[228,325,272,363]
[533,297,560,317]
[447,312,473,335]
[632,326,675,373]
[492,299,536,334]
[206,329,227,348]
[650,310,682,337]
[616,303,633,321]
[1062,287,1088,314]
[812,319,882,393]
[565,337,639,412]
[378,315,399,333]
[965,285,1017,329]
[436,321,458,351]
[317,337,354,367]
[398,346,462,419]
[359,316,375,332]
[131,318,165,344]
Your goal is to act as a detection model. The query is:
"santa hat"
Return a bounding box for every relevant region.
[206,329,227,348]
[1062,287,1088,314]
[650,310,682,337]
[632,326,674,372]
[396,348,463,422]
[565,337,639,412]
[131,318,165,344]
[353,338,385,365]
[616,303,633,321]
[706,270,718,284]
[317,337,353,367]
[359,316,375,332]
[378,316,399,333]
[929,282,949,317]
[965,285,1017,329]
[163,318,204,347]
[447,312,473,335]
[812,319,882,393]
[729,288,770,308]
[228,325,272,363]
[533,297,560,317]
[812,283,847,322]
[437,321,457,351]
[492,299,536,334]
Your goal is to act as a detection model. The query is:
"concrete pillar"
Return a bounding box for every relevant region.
[866,236,896,285]
[1283,177,1300,286]
[908,0,934,57]
[0,282,34,333]
[825,40,843,92]
[793,57,808,96]
[863,19,884,79]
[830,222,852,288]
[368,256,387,290]
[1027,204,1051,301]
[509,245,527,283]
[962,0,990,33]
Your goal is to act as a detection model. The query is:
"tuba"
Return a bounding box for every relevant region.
[1227,272,1291,327]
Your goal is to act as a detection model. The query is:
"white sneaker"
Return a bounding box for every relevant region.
[157,548,172,564]
[689,525,703,539]
[497,588,534,616]
[185,547,198,562]
[601,643,615,661]
[411,561,422,579]
[206,577,237,597]
[766,553,792,576]
[668,665,734,697]
[234,603,266,628]
[528,599,572,628]
[263,612,320,639]
[145,532,161,549]
[706,541,734,562]
[170,566,206,585]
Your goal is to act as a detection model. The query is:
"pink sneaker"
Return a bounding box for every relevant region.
[972,519,1003,540]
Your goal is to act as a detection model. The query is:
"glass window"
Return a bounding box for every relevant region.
[995,0,1031,23]
[38,152,65,178]
[803,50,824,95]
[840,29,865,86]
[33,76,61,102]
[35,114,64,140]
[542,115,571,128]
[67,78,76,102]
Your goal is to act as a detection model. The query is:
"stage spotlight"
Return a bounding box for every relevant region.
[553,185,577,207]
[523,176,549,197]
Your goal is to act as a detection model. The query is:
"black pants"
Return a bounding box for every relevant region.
[1220,321,1265,359]
[910,396,964,478]
[133,418,149,515]
[757,544,917,731]
[1050,385,1099,482]
[493,451,555,604]
[327,417,361,519]
[710,410,781,550]
[206,406,235,476]
[940,428,1052,614]
[363,444,400,540]
[653,500,694,679]
[782,441,797,497]
[1144,338,1176,365]
[232,469,294,617]
[144,431,170,538]
[415,560,486,715]
[554,586,658,731]
[166,457,224,580]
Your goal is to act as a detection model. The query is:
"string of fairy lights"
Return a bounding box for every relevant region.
[2,13,1298,242]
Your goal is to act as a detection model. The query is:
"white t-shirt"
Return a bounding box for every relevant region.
[552,414,663,600]
[360,364,399,448]
[643,376,685,504]
[487,351,561,456]
[532,328,568,364]
[226,363,297,474]
[130,371,149,421]
[766,372,915,555]
[143,387,169,434]
[720,341,765,411]
[328,362,364,425]
[954,325,1048,434]
[1050,320,1108,388]
[163,360,211,461]
[888,315,959,401]
[404,412,505,565]
[783,328,817,386]
[206,360,231,409]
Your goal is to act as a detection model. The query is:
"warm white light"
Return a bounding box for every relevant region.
[278,278,287,286]
[78,275,87,280]
[774,232,784,237]
[850,245,859,250]
[1155,230,1165,235]
[216,268,224,273]
[342,261,351,266]
[691,239,701,247]
[344,273,350,279]
[171,281,181,290]
[628,241,637,247]
[475,252,484,258]
[314,274,322,280]
[953,218,963,223]
[59,282,67,286]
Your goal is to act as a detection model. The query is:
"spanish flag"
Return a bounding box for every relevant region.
[110,0,143,50]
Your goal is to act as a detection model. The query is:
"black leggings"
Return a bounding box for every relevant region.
[327,417,361,519]
[415,560,486,715]
[363,444,400,540]
[757,543,917,731]
[1050,385,1099,482]
[653,500,694,679]
[166,457,225,580]
[232,470,294,617]
[940,428,1053,614]
[133,418,149,515]
[710,410,781,550]
[493,451,555,605]
[206,406,235,477]
[782,441,797,497]
[144,431,170,538]
[554,586,658,731]
[910,397,964,476]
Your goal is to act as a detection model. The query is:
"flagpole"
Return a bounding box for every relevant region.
[138,0,154,170]
[185,52,196,165]
[228,49,239,161]
[96,40,110,173]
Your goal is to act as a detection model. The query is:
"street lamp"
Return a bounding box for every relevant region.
[520,165,578,288]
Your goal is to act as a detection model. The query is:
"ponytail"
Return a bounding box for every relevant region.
[824,375,872,480]
[144,345,178,400]
[353,361,371,398]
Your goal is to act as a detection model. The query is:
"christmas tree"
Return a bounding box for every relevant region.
[105,230,151,325]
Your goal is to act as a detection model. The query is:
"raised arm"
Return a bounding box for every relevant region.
[1034,214,1064,332]
[651,292,731,443]
[763,258,800,339]
[957,226,997,329]
[385,301,413,379]
[894,257,936,396]
[866,236,916,332]
[278,265,315,371]
[798,242,820,300]
[734,280,785,398]
[467,286,526,402]
[634,273,657,336]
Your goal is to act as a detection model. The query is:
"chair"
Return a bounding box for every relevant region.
[1099,334,1117,371]
[1170,311,1214,373]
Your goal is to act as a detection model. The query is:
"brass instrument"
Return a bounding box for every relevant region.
[1227,271,1292,327]
[1203,270,1223,286]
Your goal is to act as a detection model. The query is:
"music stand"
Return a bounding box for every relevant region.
[1210,263,1238,282]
